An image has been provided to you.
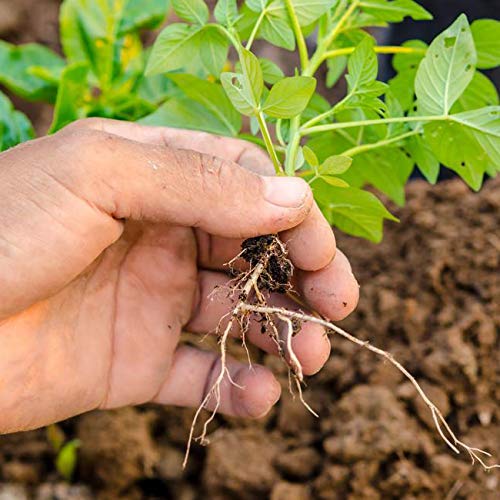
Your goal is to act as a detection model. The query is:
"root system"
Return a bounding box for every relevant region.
[183,234,499,472]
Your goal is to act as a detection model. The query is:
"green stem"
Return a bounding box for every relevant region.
[323,45,427,60]
[301,105,336,130]
[304,0,359,76]
[341,129,421,157]
[284,0,309,71]
[301,115,445,136]
[246,9,267,50]
[285,121,301,175]
[214,24,237,46]
[276,119,286,147]
[257,111,283,174]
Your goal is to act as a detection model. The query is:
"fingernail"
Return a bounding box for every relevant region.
[263,176,309,208]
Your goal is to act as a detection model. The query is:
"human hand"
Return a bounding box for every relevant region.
[0,118,358,433]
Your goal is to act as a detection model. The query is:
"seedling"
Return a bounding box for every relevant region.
[46,424,81,481]
[1,0,498,471]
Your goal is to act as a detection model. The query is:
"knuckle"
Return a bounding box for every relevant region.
[61,117,106,133]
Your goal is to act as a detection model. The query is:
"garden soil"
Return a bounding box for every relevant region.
[0,1,499,498]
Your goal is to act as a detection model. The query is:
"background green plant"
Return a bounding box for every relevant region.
[0,0,498,242]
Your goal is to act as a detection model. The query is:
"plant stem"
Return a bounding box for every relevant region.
[285,122,301,175]
[323,44,426,60]
[257,111,283,174]
[304,0,359,76]
[246,9,267,50]
[238,133,286,154]
[301,105,336,130]
[342,129,421,157]
[284,0,309,71]
[302,115,445,136]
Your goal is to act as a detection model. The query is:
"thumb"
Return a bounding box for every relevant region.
[63,125,313,238]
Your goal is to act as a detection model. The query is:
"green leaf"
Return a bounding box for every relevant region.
[172,0,209,25]
[359,0,432,22]
[0,41,65,102]
[262,76,316,118]
[303,145,319,168]
[242,48,264,105]
[343,147,414,205]
[387,40,427,111]
[415,14,476,116]
[118,0,169,34]
[240,1,295,50]
[424,107,500,189]
[301,93,331,123]
[249,0,335,27]
[338,38,387,114]
[286,0,336,27]
[222,49,263,116]
[259,58,285,84]
[168,74,242,136]
[140,96,235,136]
[146,23,201,75]
[56,439,80,481]
[199,27,229,76]
[471,19,500,70]
[221,72,257,115]
[0,91,34,152]
[137,72,178,105]
[405,133,439,183]
[451,71,499,113]
[246,0,269,11]
[320,176,350,187]
[320,155,353,175]
[60,0,166,87]
[326,55,348,88]
[49,63,90,133]
[214,0,239,26]
[313,182,398,243]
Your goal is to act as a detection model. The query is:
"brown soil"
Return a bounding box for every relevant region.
[1,1,499,498]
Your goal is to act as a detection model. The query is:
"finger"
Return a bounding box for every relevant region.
[73,119,335,272]
[188,271,331,376]
[153,345,281,418]
[296,249,359,321]
[280,204,336,271]
[58,120,313,239]
[70,118,274,175]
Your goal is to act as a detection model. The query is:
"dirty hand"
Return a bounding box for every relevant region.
[0,118,359,433]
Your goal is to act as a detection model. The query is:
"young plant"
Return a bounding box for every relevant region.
[1,0,499,471]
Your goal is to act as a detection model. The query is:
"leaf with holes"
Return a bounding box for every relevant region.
[415,14,476,115]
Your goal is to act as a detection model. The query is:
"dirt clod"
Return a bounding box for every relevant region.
[76,408,159,494]
[241,234,293,293]
[203,429,282,498]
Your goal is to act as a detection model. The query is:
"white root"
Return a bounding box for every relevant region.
[183,237,498,472]
[240,303,500,472]
[182,262,265,468]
